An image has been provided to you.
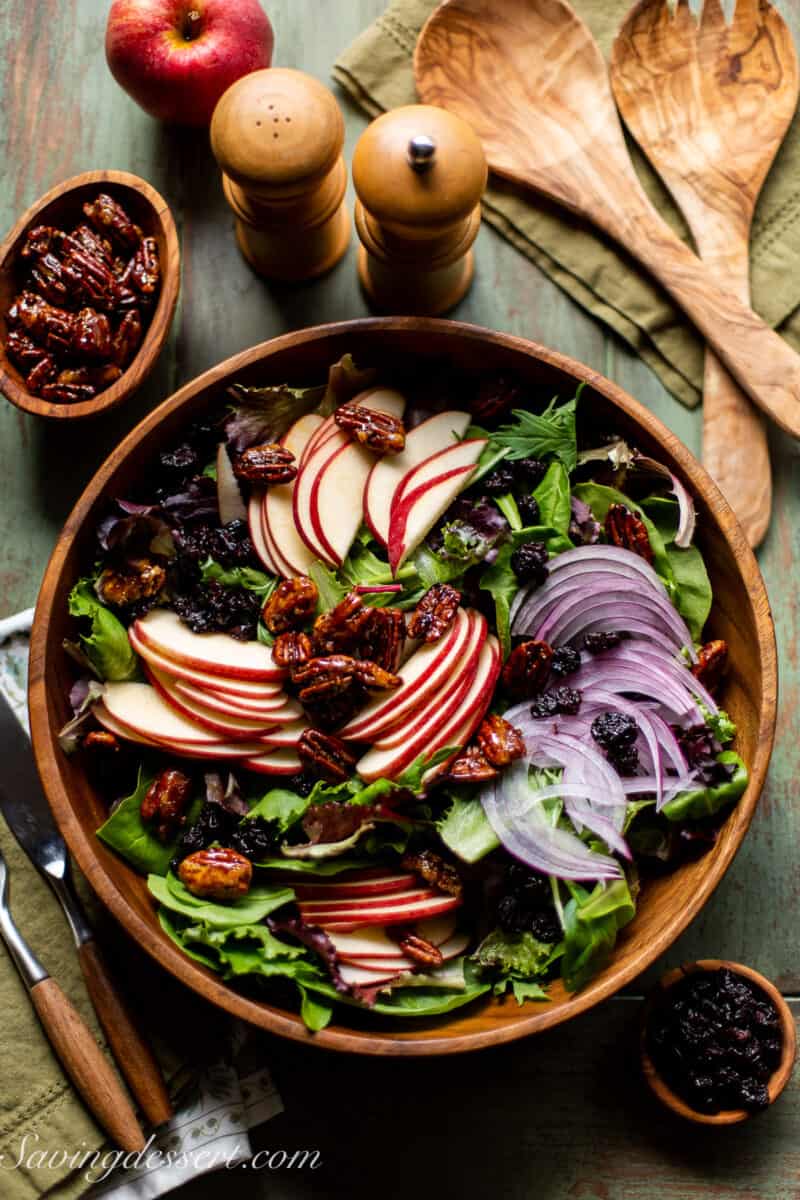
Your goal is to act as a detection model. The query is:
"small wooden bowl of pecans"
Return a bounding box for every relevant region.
[0,169,180,419]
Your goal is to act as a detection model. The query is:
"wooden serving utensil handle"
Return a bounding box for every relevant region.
[30,976,146,1152]
[78,939,173,1128]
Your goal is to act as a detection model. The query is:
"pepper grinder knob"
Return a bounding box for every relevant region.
[210,68,349,282]
[352,104,487,315]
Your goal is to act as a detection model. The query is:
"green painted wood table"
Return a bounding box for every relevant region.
[1,2,798,1197]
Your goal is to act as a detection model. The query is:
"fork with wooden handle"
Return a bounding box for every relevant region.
[0,847,146,1151]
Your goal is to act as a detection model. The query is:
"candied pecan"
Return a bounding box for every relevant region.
[396,933,444,968]
[691,639,728,694]
[293,655,400,703]
[312,591,372,654]
[30,252,71,306]
[360,607,405,672]
[97,557,166,606]
[141,767,192,842]
[178,846,252,900]
[72,307,112,359]
[57,363,122,390]
[334,403,406,454]
[82,729,120,754]
[605,503,654,565]
[272,630,314,670]
[21,225,60,259]
[128,236,161,295]
[262,576,318,633]
[26,354,58,394]
[40,381,97,403]
[402,849,463,898]
[72,223,114,266]
[444,745,499,783]
[14,291,74,353]
[83,193,142,249]
[60,245,121,310]
[501,640,553,698]
[6,328,49,370]
[233,442,297,484]
[298,728,357,782]
[476,714,525,768]
[112,308,143,366]
[407,584,461,643]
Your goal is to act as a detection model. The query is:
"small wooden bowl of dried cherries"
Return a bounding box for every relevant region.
[0,170,179,419]
[641,960,796,1125]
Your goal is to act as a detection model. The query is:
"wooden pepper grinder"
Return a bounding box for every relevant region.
[352,104,487,315]
[210,68,350,281]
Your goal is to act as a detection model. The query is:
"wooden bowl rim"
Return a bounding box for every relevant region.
[29,317,778,1055]
[641,959,797,1124]
[0,169,180,420]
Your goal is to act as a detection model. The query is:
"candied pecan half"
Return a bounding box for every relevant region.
[360,607,406,672]
[72,307,112,360]
[402,849,463,898]
[312,591,372,655]
[178,846,252,900]
[57,364,122,390]
[298,728,357,782]
[60,244,122,310]
[30,252,71,306]
[334,403,406,454]
[83,193,142,249]
[97,557,166,607]
[233,442,297,484]
[21,224,60,259]
[40,381,97,403]
[272,630,314,670]
[128,236,161,295]
[14,290,74,353]
[112,308,143,366]
[26,354,58,394]
[396,932,444,968]
[605,503,654,565]
[442,744,499,784]
[691,639,728,694]
[6,328,49,370]
[82,730,120,755]
[293,655,400,703]
[407,584,461,643]
[262,576,318,634]
[502,640,553,698]
[476,714,526,768]
[141,767,192,842]
[72,223,114,266]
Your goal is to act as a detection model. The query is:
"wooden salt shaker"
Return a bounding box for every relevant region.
[352,104,487,315]
[210,68,349,282]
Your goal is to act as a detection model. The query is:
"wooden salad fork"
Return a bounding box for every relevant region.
[414,0,800,440]
[610,0,799,549]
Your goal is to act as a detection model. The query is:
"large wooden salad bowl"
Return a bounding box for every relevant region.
[29,319,777,1055]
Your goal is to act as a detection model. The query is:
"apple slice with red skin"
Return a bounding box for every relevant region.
[247,490,279,575]
[129,624,285,698]
[357,636,501,781]
[364,410,473,546]
[322,913,458,959]
[293,873,418,901]
[262,413,325,577]
[133,609,284,681]
[338,952,416,970]
[315,892,462,929]
[97,685,274,758]
[292,430,348,565]
[337,962,406,987]
[299,887,437,916]
[253,719,309,749]
[387,439,487,574]
[299,389,406,470]
[145,664,299,738]
[94,698,273,760]
[240,747,304,774]
[338,607,471,741]
[374,612,486,749]
[174,680,293,719]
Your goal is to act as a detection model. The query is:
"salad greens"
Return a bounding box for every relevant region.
[67,578,138,681]
[489,393,580,473]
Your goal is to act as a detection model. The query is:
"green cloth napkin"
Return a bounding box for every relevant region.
[333,0,800,408]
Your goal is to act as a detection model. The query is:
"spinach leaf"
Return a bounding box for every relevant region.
[438,790,500,863]
[473,928,559,978]
[662,751,748,822]
[302,973,491,1018]
[533,461,572,536]
[97,769,202,876]
[148,873,294,928]
[479,543,516,659]
[489,392,580,473]
[199,558,277,597]
[510,979,550,1004]
[299,988,334,1031]
[665,544,712,642]
[561,877,635,993]
[67,578,139,681]
[245,787,312,832]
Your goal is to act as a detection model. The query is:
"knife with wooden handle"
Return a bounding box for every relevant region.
[0,845,145,1151]
[0,693,172,1128]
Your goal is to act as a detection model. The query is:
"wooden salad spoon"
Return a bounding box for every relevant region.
[610,0,799,549]
[414,0,800,440]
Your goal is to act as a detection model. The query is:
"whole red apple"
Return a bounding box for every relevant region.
[106,0,274,126]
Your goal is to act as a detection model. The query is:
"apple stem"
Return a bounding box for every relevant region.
[182,9,202,40]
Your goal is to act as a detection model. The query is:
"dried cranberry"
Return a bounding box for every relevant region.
[510,541,548,586]
[529,692,560,719]
[517,495,541,527]
[591,711,638,752]
[550,646,581,677]
[513,458,547,489]
[583,631,622,653]
[481,464,517,495]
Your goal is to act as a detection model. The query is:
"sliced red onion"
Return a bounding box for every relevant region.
[602,642,709,700]
[481,762,622,881]
[570,660,697,718]
[532,592,690,653]
[579,687,664,808]
[511,545,667,628]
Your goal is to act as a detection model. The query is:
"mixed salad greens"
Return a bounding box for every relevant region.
[62,355,748,1031]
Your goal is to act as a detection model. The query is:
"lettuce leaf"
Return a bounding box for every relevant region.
[97,768,202,876]
[662,751,748,822]
[561,877,635,993]
[67,578,138,681]
[148,873,294,928]
[198,558,277,597]
[438,790,500,863]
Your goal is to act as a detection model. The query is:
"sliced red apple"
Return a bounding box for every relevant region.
[374,612,486,749]
[338,952,416,970]
[145,664,296,738]
[299,887,436,917]
[316,892,461,929]
[240,747,304,774]
[134,610,284,681]
[292,430,348,565]
[101,681,228,745]
[337,962,405,986]
[248,490,279,575]
[364,410,473,546]
[262,413,326,577]
[323,912,458,959]
[255,719,309,748]
[174,679,293,718]
[93,701,161,747]
[387,439,487,574]
[338,608,471,741]
[130,626,284,699]
[293,873,417,901]
[93,698,270,759]
[357,636,501,781]
[309,438,377,565]
[216,442,247,525]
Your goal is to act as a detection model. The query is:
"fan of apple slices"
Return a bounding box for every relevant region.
[247,387,487,577]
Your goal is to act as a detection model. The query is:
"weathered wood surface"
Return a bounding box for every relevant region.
[0,1,797,1196]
